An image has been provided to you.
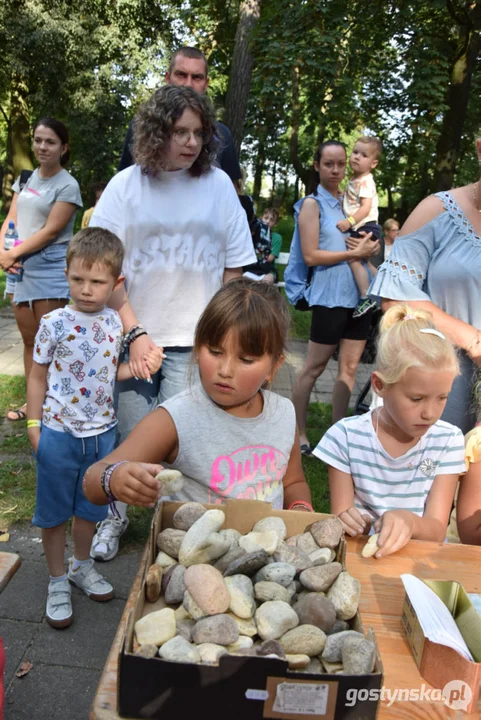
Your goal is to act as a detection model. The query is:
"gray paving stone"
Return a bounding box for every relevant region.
[101,551,143,600]
[0,561,47,623]
[27,597,125,670]
[4,664,100,720]
[0,619,38,684]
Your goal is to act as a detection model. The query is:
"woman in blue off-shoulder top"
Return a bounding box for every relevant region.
[369,136,481,433]
[287,140,379,455]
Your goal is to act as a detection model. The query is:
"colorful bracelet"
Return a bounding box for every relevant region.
[27,419,42,428]
[122,324,147,349]
[100,461,128,518]
[347,215,356,226]
[288,500,314,512]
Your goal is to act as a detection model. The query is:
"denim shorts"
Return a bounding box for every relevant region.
[32,425,116,529]
[12,243,70,304]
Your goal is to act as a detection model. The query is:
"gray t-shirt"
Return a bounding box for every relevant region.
[13,168,82,245]
[161,386,296,509]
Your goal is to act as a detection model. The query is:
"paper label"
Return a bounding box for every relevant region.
[273,682,328,715]
[246,689,269,701]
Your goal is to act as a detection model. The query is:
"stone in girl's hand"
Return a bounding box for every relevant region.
[361,533,380,558]
[155,469,184,495]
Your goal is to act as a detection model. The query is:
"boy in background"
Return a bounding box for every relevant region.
[27,227,162,628]
[337,136,382,318]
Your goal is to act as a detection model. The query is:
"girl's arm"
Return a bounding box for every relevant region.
[108,285,157,381]
[328,466,372,536]
[456,466,481,544]
[282,430,312,510]
[299,198,378,267]
[374,473,459,557]
[0,202,78,271]
[83,408,178,507]
[26,361,49,453]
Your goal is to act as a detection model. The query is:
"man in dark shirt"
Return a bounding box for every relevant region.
[117,47,241,184]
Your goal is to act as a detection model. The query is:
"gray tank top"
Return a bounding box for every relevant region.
[160,385,296,508]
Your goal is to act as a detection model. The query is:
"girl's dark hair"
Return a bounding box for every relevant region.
[194,278,290,365]
[33,117,70,166]
[309,140,346,195]
[132,85,219,177]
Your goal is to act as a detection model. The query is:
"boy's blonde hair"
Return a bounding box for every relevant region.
[357,135,382,159]
[66,227,124,279]
[376,304,459,385]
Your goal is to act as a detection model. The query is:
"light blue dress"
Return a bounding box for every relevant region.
[369,191,481,433]
[285,185,363,309]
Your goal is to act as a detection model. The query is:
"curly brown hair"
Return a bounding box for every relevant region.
[132,85,218,177]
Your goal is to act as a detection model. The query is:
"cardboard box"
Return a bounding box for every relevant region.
[118,499,383,719]
[402,579,481,714]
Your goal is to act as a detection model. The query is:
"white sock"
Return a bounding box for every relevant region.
[71,556,91,571]
[109,501,128,521]
[49,574,67,583]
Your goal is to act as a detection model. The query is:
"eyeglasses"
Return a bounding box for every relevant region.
[172,129,207,147]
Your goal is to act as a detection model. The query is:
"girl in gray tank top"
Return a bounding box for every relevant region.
[83,278,313,514]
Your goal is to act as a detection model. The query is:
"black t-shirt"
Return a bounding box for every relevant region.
[117,119,241,183]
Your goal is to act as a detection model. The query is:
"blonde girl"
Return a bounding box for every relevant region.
[314,304,465,557]
[83,279,313,513]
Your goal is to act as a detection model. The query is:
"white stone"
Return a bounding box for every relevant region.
[134,608,176,647]
[197,643,228,664]
[178,509,227,567]
[158,635,200,663]
[252,517,287,544]
[239,531,279,555]
[226,636,254,653]
[155,550,177,571]
[155,469,184,495]
[255,601,299,641]
[225,575,256,619]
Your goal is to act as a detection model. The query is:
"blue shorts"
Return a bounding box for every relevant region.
[32,425,116,529]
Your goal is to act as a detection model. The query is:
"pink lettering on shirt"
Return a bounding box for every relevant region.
[209,444,287,505]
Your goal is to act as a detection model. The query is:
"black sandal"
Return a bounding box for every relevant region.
[6,405,27,422]
[300,443,313,457]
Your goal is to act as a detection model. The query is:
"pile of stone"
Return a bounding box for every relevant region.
[134,504,376,675]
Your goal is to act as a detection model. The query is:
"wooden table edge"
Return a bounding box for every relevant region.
[90,545,149,720]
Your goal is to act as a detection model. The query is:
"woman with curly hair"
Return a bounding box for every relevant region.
[89,85,255,560]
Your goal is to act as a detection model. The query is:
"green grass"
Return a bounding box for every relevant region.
[0,271,9,309]
[302,402,332,514]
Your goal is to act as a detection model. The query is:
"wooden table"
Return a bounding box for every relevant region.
[90,539,481,719]
[0,552,21,593]
[345,537,481,718]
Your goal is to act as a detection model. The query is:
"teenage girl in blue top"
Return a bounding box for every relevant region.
[286,141,379,454]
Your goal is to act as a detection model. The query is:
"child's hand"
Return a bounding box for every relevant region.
[337,507,372,536]
[337,218,352,233]
[373,510,415,557]
[27,426,41,453]
[144,346,164,375]
[110,462,165,507]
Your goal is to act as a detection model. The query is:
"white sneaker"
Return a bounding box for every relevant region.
[68,558,114,601]
[46,577,73,629]
[90,516,129,562]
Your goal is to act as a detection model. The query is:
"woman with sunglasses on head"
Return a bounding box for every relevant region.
[0,117,82,422]
[89,85,255,561]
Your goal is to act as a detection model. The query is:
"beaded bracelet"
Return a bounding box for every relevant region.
[122,324,147,349]
[100,461,129,518]
[129,331,148,345]
[288,500,314,512]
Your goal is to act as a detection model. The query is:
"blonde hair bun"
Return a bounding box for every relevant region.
[376,303,459,385]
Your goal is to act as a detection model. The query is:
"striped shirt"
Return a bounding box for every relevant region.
[313,411,466,521]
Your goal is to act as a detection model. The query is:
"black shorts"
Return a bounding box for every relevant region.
[310,305,371,345]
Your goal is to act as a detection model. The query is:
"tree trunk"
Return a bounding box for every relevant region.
[3,73,33,209]
[253,135,266,202]
[224,0,262,154]
[289,65,310,189]
[270,158,277,205]
[433,9,481,190]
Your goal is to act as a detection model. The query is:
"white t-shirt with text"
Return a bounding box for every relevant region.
[90,166,256,347]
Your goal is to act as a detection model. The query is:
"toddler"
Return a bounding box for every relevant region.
[314,304,465,557]
[337,136,382,318]
[27,227,162,628]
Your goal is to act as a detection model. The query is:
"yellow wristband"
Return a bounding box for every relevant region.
[347,216,356,226]
[27,419,41,428]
